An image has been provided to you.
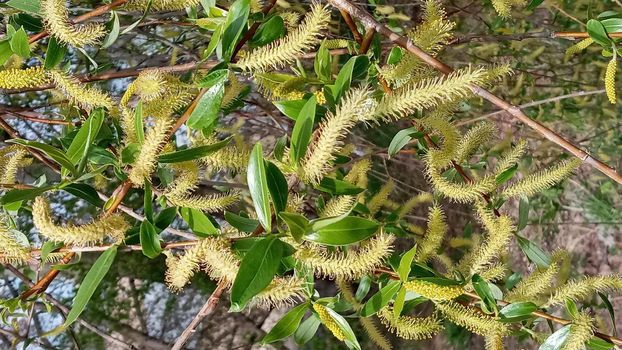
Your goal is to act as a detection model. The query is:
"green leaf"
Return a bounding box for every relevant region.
[134,102,144,144]
[120,0,152,35]
[499,302,537,322]
[10,27,30,58]
[290,96,316,163]
[224,211,260,232]
[314,41,332,82]
[516,234,551,269]
[273,99,306,120]
[186,74,228,130]
[6,0,40,13]
[262,303,308,344]
[62,183,104,207]
[388,128,420,158]
[247,143,272,232]
[355,276,371,301]
[40,241,63,263]
[598,292,617,336]
[44,37,66,69]
[140,220,162,259]
[518,196,529,231]
[61,247,117,330]
[154,207,178,232]
[398,245,418,281]
[587,19,614,48]
[472,274,497,313]
[526,0,545,10]
[158,138,230,163]
[539,325,571,350]
[317,177,364,195]
[332,56,368,101]
[495,163,518,185]
[221,0,250,60]
[180,207,218,237]
[144,180,154,222]
[0,185,56,205]
[602,18,622,33]
[320,305,360,350]
[230,236,283,311]
[101,10,120,49]
[0,41,13,66]
[294,314,321,345]
[393,286,406,318]
[9,139,77,177]
[65,109,104,166]
[586,338,615,350]
[265,161,288,214]
[279,212,309,242]
[251,16,284,47]
[360,280,401,317]
[306,217,378,246]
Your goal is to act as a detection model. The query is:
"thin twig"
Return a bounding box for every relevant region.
[170,280,229,350]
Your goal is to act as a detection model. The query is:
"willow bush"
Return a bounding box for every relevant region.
[0,0,621,349]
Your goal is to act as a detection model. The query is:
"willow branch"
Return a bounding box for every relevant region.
[170,280,229,350]
[231,0,279,60]
[326,0,622,185]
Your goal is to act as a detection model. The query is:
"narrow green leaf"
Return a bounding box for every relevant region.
[586,338,615,350]
[134,102,144,144]
[472,274,497,313]
[499,302,537,322]
[317,177,364,195]
[321,305,360,350]
[101,10,120,49]
[360,280,401,317]
[388,128,419,158]
[158,138,230,163]
[6,0,40,13]
[539,325,571,350]
[40,241,63,263]
[393,286,406,318]
[0,185,56,205]
[65,109,104,165]
[140,221,162,259]
[262,303,308,344]
[265,161,288,214]
[230,236,283,311]
[273,99,306,120]
[398,245,418,281]
[0,41,13,66]
[247,143,271,232]
[306,217,378,246]
[250,16,285,47]
[62,247,117,329]
[290,96,316,163]
[62,183,104,207]
[186,77,227,130]
[518,196,529,231]
[516,234,551,269]
[221,0,250,60]
[9,140,77,176]
[598,292,617,336]
[180,207,218,237]
[154,207,178,232]
[294,314,321,345]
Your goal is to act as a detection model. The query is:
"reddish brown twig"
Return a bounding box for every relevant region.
[553,31,622,39]
[359,28,375,54]
[6,112,72,125]
[20,252,75,300]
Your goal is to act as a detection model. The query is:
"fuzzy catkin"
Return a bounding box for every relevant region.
[378,307,444,340]
[32,197,129,246]
[562,311,594,350]
[435,300,508,336]
[605,58,617,104]
[236,4,330,72]
[0,67,49,89]
[502,158,581,199]
[128,118,172,187]
[545,275,622,307]
[0,216,31,264]
[41,0,106,47]
[404,280,463,300]
[416,205,447,263]
[166,191,240,213]
[313,304,347,341]
[48,70,114,111]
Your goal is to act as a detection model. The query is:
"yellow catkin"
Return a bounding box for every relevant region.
[134,69,166,102]
[485,332,504,350]
[128,118,172,187]
[435,301,508,336]
[124,0,201,11]
[0,67,49,89]
[506,251,567,303]
[301,87,374,184]
[236,4,331,72]
[0,147,31,184]
[397,193,433,219]
[564,38,594,61]
[562,311,594,350]
[0,215,31,264]
[166,191,240,213]
[32,197,129,246]
[296,234,394,280]
[336,279,392,350]
[454,122,496,164]
[502,158,581,199]
[373,68,486,122]
[367,180,395,216]
[162,162,199,198]
[196,136,250,172]
[605,58,617,104]
[420,114,460,168]
[378,307,444,340]
[468,204,514,275]
[322,196,355,217]
[313,303,347,341]
[494,139,528,175]
[404,280,463,300]
[417,205,447,263]
[41,0,106,47]
[545,275,622,307]
[48,70,114,111]
[251,276,306,309]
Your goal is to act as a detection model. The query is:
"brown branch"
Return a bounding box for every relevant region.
[0,118,61,172]
[340,10,363,43]
[28,0,130,44]
[4,112,73,125]
[553,31,622,39]
[231,0,279,60]
[359,29,375,54]
[327,0,622,185]
[170,280,229,350]
[20,252,75,300]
